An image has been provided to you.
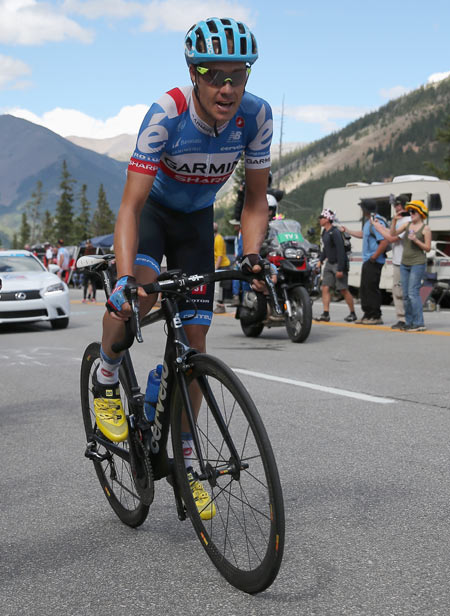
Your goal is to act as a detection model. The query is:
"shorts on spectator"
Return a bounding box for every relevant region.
[322,261,349,291]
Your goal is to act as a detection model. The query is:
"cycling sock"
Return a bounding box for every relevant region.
[98,346,122,385]
[181,431,195,469]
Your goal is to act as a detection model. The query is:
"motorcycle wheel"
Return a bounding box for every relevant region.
[240,321,264,337]
[285,285,312,343]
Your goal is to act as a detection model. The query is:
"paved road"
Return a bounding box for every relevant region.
[1,290,450,615]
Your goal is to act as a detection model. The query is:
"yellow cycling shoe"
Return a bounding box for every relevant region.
[187,470,216,520]
[92,373,128,442]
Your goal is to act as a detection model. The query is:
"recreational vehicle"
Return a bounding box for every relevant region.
[323,175,450,304]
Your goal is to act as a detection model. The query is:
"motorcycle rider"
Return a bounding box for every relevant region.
[315,208,357,322]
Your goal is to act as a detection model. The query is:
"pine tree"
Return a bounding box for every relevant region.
[41,210,54,244]
[91,184,115,237]
[73,184,91,243]
[25,180,44,244]
[12,234,18,249]
[54,160,76,242]
[20,212,31,248]
[433,115,450,179]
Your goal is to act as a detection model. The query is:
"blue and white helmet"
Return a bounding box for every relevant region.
[184,17,258,65]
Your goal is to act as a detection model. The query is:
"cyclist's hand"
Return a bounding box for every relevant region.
[241,254,277,292]
[106,275,144,321]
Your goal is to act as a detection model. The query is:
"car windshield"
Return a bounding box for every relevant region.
[0,254,45,273]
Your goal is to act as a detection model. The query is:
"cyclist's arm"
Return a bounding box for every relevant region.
[114,171,155,279]
[240,167,270,256]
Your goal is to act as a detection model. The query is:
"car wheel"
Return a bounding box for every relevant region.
[50,317,69,330]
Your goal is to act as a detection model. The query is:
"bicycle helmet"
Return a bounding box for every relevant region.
[184,17,258,65]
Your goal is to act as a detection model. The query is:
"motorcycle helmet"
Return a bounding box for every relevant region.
[184,17,258,65]
[267,193,278,220]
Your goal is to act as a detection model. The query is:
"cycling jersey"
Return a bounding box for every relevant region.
[128,86,272,212]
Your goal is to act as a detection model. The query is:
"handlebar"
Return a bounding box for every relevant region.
[110,263,282,353]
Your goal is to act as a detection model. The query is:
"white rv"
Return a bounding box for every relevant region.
[323,175,450,295]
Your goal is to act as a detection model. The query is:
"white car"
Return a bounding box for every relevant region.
[0,250,70,328]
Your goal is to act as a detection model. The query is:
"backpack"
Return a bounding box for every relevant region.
[332,224,352,253]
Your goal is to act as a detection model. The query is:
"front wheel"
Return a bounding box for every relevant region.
[240,321,264,337]
[80,342,153,527]
[171,354,285,594]
[285,285,312,342]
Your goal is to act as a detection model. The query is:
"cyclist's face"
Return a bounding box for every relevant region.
[190,61,248,125]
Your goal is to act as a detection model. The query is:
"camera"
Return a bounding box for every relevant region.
[400,211,410,217]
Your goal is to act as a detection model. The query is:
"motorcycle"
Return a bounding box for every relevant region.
[236,218,318,343]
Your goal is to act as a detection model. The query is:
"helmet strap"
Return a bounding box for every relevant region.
[192,77,220,138]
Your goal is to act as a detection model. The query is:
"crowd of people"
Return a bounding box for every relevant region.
[315,195,431,332]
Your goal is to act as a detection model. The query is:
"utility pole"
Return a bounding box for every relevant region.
[278,94,285,186]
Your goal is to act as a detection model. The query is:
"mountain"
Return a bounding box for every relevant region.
[273,77,450,225]
[0,115,127,243]
[66,133,136,162]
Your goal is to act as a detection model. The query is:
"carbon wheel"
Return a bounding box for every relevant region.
[171,354,284,593]
[80,342,153,527]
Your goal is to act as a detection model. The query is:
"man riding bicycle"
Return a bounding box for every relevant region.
[93,17,273,518]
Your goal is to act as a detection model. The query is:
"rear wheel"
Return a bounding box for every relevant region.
[80,342,152,527]
[171,354,285,594]
[285,285,312,342]
[240,321,264,337]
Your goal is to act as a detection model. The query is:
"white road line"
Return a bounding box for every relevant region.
[233,368,396,405]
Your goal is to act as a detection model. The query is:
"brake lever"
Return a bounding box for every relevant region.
[263,264,283,316]
[126,286,143,344]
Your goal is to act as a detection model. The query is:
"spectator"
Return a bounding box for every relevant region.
[56,239,70,282]
[374,200,431,332]
[315,208,357,322]
[213,222,231,314]
[341,200,389,325]
[229,218,243,306]
[44,242,53,269]
[82,239,97,302]
[370,195,411,329]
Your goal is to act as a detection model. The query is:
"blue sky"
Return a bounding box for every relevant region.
[1,0,449,148]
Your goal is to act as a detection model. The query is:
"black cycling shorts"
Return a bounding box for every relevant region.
[135,198,214,326]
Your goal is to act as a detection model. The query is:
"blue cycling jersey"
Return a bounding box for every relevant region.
[128,86,273,212]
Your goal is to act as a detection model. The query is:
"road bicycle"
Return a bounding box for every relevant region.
[78,254,285,594]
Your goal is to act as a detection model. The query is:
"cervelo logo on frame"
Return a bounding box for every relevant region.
[150,360,170,454]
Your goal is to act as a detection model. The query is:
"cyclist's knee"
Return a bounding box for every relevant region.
[184,324,209,353]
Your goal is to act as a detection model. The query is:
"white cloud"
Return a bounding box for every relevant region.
[5,104,149,137]
[427,71,450,84]
[379,85,410,100]
[63,0,253,31]
[281,105,370,134]
[0,53,31,89]
[0,0,93,45]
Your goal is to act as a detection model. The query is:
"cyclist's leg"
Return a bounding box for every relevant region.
[95,201,166,439]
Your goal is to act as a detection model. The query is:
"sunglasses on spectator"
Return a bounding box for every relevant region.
[196,65,251,87]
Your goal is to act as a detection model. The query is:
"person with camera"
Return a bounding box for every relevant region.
[373,200,431,332]
[315,208,357,322]
[368,195,410,328]
[341,200,389,325]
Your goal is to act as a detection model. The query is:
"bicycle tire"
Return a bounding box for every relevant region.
[285,285,312,343]
[171,354,285,594]
[80,342,152,527]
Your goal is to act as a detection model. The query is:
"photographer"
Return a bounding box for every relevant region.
[341,200,389,325]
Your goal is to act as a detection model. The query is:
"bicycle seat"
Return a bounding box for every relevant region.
[76,254,115,269]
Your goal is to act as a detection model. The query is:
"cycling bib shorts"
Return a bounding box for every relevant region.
[136,199,214,326]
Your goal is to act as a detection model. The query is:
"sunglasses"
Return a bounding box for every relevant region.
[196,65,250,87]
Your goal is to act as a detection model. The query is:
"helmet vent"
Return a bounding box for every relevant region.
[206,19,218,33]
[237,22,245,34]
[240,38,247,55]
[194,27,206,53]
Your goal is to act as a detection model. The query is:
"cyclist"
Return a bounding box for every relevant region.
[93,17,273,518]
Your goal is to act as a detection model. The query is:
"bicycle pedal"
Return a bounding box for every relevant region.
[84,442,110,462]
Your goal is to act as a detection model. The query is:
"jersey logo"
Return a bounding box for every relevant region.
[236,116,244,128]
[192,284,207,295]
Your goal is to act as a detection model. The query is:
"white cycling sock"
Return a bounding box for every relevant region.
[97,347,122,385]
[181,432,195,470]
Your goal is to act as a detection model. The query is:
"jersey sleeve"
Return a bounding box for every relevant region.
[243,96,273,170]
[128,88,189,176]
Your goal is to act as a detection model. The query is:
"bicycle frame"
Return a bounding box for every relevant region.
[90,264,246,484]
